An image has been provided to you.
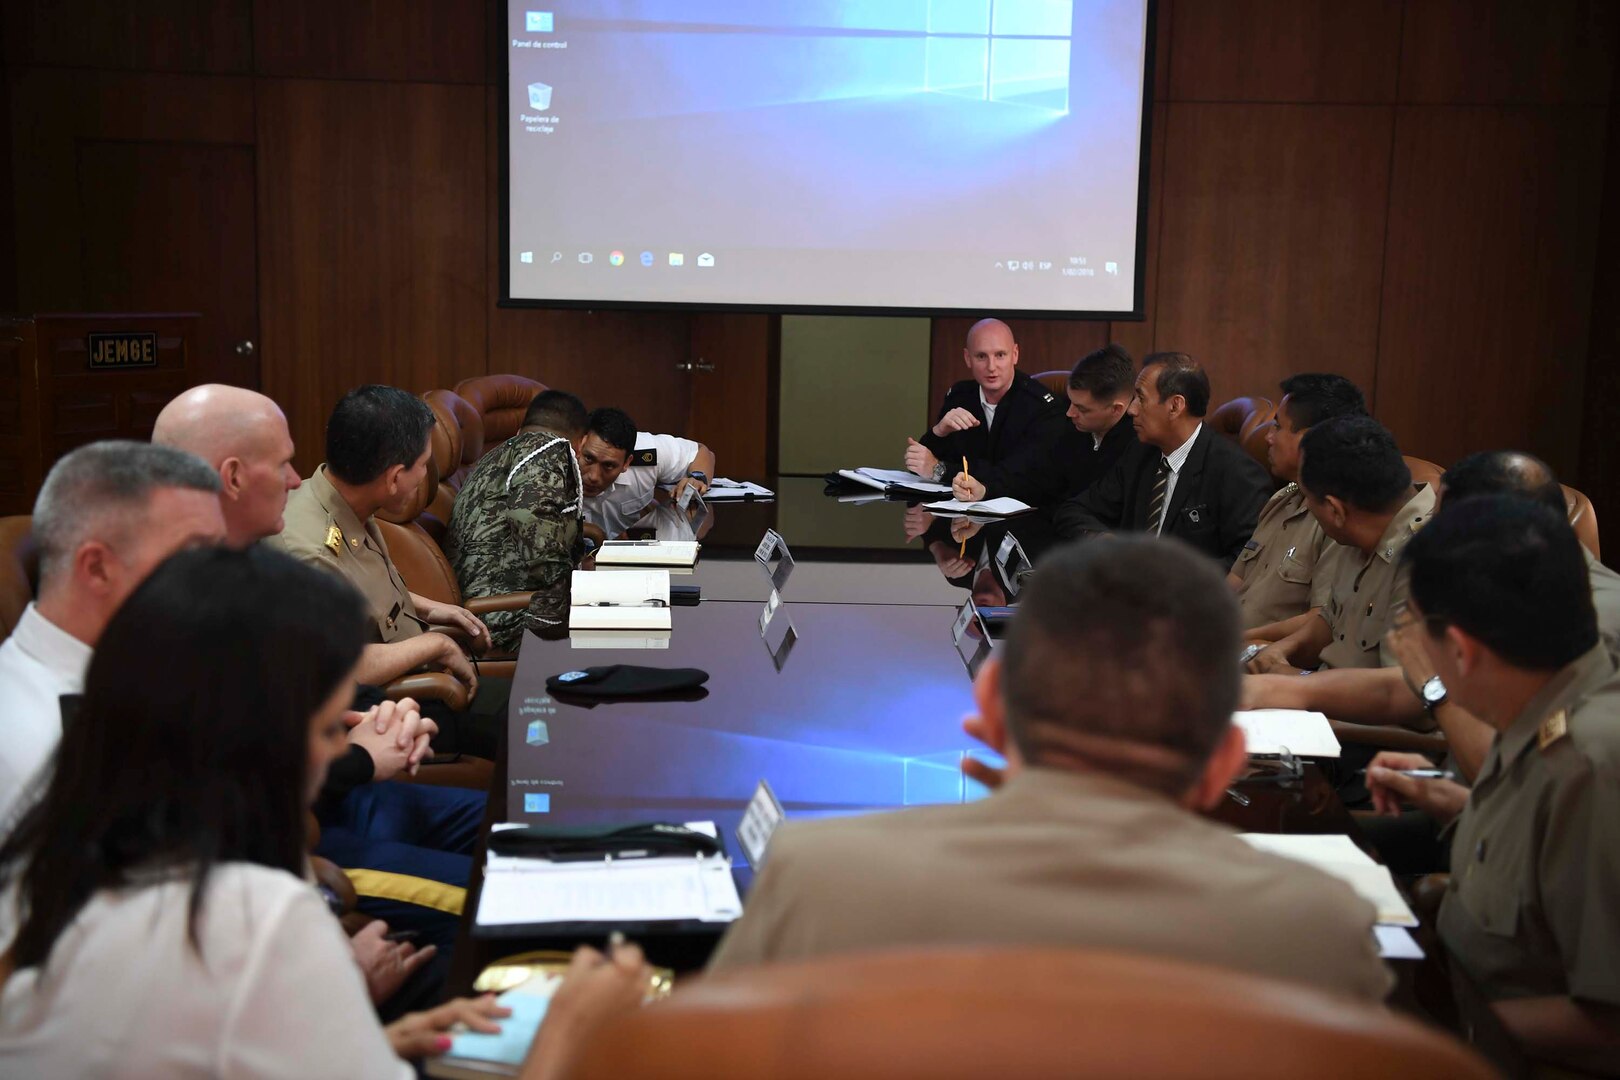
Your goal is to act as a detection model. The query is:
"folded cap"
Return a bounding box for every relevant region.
[546,664,709,698]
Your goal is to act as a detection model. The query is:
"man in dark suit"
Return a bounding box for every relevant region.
[903,318,1067,490]
[952,343,1139,510]
[1051,352,1272,568]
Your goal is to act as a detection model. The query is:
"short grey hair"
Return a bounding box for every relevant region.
[33,441,222,585]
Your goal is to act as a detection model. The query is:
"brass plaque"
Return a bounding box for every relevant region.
[86,332,158,370]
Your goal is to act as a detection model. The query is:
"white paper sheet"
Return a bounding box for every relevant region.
[837,467,952,494]
[1375,925,1426,960]
[477,855,742,926]
[1233,709,1341,758]
[595,541,699,567]
[1238,833,1418,927]
[922,496,1033,517]
[705,479,775,500]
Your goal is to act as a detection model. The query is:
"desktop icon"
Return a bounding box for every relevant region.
[1105,261,1119,276]
[525,11,554,32]
[609,250,625,266]
[696,252,715,267]
[639,251,654,267]
[668,252,684,266]
[519,251,534,264]
[527,82,553,111]
[577,252,593,264]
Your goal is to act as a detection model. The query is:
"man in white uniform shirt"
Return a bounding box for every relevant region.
[0,442,226,824]
[577,406,715,539]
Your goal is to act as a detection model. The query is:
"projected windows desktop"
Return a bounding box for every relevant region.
[507,0,1149,314]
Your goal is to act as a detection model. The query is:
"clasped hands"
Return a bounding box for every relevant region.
[345,696,436,780]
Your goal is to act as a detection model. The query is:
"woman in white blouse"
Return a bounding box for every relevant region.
[0,547,646,1078]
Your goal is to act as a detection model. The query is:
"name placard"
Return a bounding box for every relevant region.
[86,332,158,370]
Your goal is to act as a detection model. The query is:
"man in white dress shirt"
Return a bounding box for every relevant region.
[0,442,226,825]
[578,406,715,539]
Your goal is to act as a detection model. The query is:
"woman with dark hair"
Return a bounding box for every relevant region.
[0,547,647,1076]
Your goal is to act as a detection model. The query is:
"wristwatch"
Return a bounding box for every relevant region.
[1420,675,1448,713]
[685,470,708,483]
[931,461,948,483]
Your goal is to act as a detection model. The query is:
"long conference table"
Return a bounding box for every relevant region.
[444,478,1510,1065]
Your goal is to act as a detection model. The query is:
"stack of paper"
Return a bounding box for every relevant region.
[1238,833,1418,927]
[1233,709,1341,758]
[596,540,699,567]
[836,467,952,495]
[569,629,671,650]
[704,479,775,501]
[569,569,671,630]
[476,852,743,929]
[923,496,1034,517]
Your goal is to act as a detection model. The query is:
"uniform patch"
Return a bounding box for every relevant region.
[1537,708,1569,750]
[325,525,344,555]
[632,448,658,467]
[557,670,589,683]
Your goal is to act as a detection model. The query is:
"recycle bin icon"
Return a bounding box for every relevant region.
[528,82,553,110]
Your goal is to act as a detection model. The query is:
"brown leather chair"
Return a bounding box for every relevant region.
[1404,455,1444,491]
[426,387,487,496]
[565,946,1495,1080]
[1562,483,1600,560]
[418,389,474,544]
[376,444,531,681]
[1032,369,1070,399]
[1209,396,1276,473]
[0,514,39,642]
[452,374,546,452]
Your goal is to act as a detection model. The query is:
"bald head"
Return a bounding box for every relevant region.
[963,319,1019,404]
[153,385,301,547]
[1441,450,1567,518]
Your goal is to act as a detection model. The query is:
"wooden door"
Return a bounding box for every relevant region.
[687,314,775,481]
[76,140,260,388]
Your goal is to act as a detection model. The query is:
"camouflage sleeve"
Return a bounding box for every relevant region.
[499,444,582,646]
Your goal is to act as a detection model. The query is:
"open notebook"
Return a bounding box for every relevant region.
[568,569,671,630]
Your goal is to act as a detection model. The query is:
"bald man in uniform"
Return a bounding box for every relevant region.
[905,319,1067,492]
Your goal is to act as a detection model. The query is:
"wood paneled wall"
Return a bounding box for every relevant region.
[4,1,1616,505]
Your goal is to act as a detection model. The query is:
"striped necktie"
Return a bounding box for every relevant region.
[1147,456,1171,535]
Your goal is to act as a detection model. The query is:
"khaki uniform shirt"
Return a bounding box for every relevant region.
[1317,484,1436,671]
[1439,643,1620,1007]
[1231,483,1345,630]
[266,465,426,645]
[1587,550,1620,642]
[710,768,1393,1003]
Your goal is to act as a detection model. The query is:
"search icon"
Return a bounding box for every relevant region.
[550,251,562,264]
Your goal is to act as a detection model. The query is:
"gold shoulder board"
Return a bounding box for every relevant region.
[1538,708,1569,751]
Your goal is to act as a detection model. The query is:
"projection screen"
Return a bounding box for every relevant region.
[503,1,1154,317]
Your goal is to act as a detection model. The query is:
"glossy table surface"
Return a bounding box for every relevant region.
[449,489,1460,1028]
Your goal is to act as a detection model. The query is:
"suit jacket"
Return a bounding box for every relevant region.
[1051,423,1274,568]
[989,416,1139,509]
[709,768,1392,1003]
[919,371,1068,492]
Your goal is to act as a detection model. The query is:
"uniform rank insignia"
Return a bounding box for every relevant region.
[1537,708,1569,750]
[632,448,658,467]
[325,525,344,555]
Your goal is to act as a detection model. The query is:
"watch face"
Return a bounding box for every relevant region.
[1422,676,1447,704]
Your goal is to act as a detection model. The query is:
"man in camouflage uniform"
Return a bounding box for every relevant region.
[447,389,587,652]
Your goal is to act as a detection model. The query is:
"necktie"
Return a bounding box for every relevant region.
[1147,457,1171,535]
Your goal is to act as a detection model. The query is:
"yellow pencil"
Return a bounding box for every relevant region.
[959,456,971,557]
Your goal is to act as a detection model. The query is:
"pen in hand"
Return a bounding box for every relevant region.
[960,456,971,557]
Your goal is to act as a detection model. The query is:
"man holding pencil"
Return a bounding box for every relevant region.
[904,319,1067,491]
